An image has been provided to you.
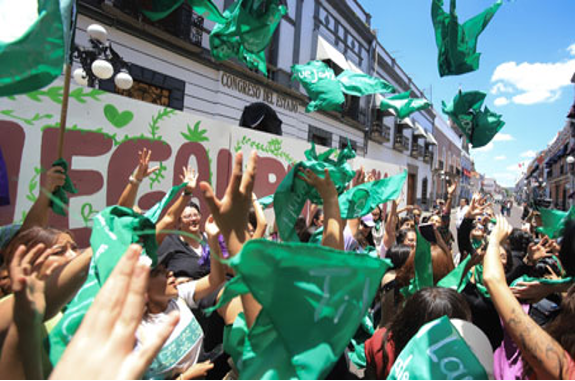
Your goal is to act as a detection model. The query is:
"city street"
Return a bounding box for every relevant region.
[448,204,524,240]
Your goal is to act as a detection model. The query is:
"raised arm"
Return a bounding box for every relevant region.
[346,167,366,237]
[117,148,159,209]
[383,200,399,252]
[297,168,343,251]
[483,215,573,380]
[200,151,261,327]
[155,166,197,245]
[21,166,66,231]
[193,216,226,302]
[251,193,268,239]
[442,180,458,216]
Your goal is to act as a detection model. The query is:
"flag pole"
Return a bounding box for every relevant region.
[57,64,72,159]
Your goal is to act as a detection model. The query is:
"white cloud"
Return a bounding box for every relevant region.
[490,48,575,105]
[473,142,494,152]
[495,155,506,161]
[493,133,514,142]
[493,97,509,106]
[506,164,520,172]
[491,83,514,95]
[520,150,537,159]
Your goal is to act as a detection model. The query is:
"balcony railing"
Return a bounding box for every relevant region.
[394,134,409,152]
[411,144,424,158]
[423,150,434,163]
[370,122,391,143]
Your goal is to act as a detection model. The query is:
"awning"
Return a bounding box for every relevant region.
[413,122,428,137]
[316,35,350,71]
[424,130,438,146]
[526,163,540,179]
[398,117,414,129]
[545,144,569,167]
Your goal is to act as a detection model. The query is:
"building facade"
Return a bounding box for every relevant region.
[431,116,463,204]
[73,0,439,207]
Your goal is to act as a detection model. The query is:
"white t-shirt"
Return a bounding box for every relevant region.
[456,205,469,229]
[139,282,204,380]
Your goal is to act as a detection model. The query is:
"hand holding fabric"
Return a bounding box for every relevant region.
[44,166,66,194]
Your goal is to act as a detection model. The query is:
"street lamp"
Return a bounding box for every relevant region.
[72,24,132,89]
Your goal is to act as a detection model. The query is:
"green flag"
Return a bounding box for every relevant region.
[442,90,505,148]
[387,316,488,380]
[140,0,226,24]
[50,158,78,217]
[510,274,574,288]
[48,183,186,365]
[0,0,74,97]
[338,171,407,219]
[273,142,356,242]
[536,207,575,239]
[400,227,433,298]
[336,70,396,97]
[431,0,502,77]
[292,60,346,113]
[379,91,431,120]
[209,239,391,379]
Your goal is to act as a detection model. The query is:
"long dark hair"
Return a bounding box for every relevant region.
[382,287,471,367]
[3,227,64,265]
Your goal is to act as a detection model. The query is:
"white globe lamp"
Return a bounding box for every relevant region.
[73,68,88,86]
[91,59,114,80]
[87,24,108,43]
[114,71,133,90]
[567,156,575,165]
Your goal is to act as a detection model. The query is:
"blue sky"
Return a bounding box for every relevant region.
[361,0,575,187]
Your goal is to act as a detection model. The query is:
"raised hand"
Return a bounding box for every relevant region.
[199,151,257,257]
[204,215,220,240]
[352,166,366,187]
[297,168,338,199]
[489,214,512,244]
[49,245,179,380]
[180,361,214,380]
[133,148,160,182]
[10,244,61,323]
[525,236,553,265]
[447,180,458,196]
[44,166,66,193]
[180,165,199,194]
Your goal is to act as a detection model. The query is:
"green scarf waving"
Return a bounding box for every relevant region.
[431,0,502,77]
[442,90,505,148]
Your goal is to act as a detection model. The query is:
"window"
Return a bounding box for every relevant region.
[308,125,332,147]
[100,64,185,110]
[339,138,357,151]
[421,178,428,205]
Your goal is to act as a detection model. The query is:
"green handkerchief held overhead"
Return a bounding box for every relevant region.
[442,90,505,148]
[431,0,502,77]
[273,142,356,242]
[536,207,575,239]
[208,239,391,379]
[400,227,433,299]
[50,158,78,217]
[140,0,226,24]
[379,91,431,120]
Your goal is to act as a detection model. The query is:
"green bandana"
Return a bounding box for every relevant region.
[465,264,490,299]
[379,91,431,120]
[50,158,78,217]
[273,143,356,242]
[510,275,574,288]
[209,0,286,75]
[437,254,472,292]
[292,60,346,113]
[338,171,407,219]
[400,227,434,298]
[0,0,74,96]
[442,90,505,148]
[536,207,575,239]
[336,70,396,97]
[48,183,187,365]
[140,0,227,24]
[348,311,377,369]
[208,239,391,379]
[431,0,502,77]
[387,316,488,380]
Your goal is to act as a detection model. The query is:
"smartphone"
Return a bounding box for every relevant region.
[419,223,437,244]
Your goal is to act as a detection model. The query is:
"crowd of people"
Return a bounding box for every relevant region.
[1,146,575,380]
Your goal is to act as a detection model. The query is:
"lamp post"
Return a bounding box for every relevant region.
[72,24,133,90]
